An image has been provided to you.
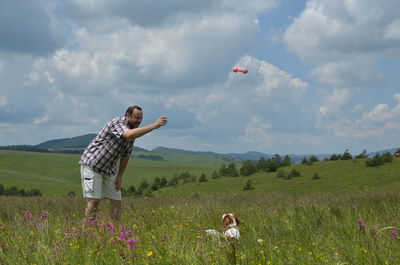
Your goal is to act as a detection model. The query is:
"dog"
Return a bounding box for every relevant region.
[205,213,240,241]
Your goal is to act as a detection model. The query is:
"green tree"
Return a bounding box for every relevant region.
[282,155,292,167]
[6,186,18,196]
[160,177,168,188]
[341,149,352,160]
[243,180,255,190]
[139,180,149,190]
[330,154,339,161]
[240,160,257,176]
[227,163,239,177]
[312,173,321,180]
[168,176,179,187]
[127,185,136,195]
[365,153,384,167]
[199,174,208,183]
[256,157,268,171]
[288,169,301,178]
[219,164,229,176]
[355,149,368,159]
[153,177,161,186]
[211,170,220,179]
[277,169,288,179]
[382,152,393,163]
[150,182,159,191]
[309,155,319,162]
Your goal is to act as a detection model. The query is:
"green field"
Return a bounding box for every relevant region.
[1,150,400,264]
[0,150,235,196]
[1,150,400,197]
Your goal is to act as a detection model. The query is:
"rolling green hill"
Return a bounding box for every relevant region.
[0,150,235,196]
[1,149,399,197]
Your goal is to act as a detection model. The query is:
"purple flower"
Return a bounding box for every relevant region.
[358,219,365,231]
[391,230,399,239]
[127,238,136,244]
[106,223,115,231]
[117,232,126,241]
[40,211,49,222]
[125,230,134,237]
[25,211,32,220]
[110,231,115,237]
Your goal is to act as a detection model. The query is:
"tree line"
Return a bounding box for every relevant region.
[0,183,42,196]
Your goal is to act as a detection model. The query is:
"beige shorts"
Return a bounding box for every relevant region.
[80,165,122,201]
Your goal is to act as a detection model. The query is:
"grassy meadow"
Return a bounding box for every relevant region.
[0,150,234,196]
[1,150,400,264]
[1,189,400,264]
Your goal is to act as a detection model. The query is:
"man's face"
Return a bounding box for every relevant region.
[126,109,143,129]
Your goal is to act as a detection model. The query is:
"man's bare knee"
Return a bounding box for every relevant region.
[110,200,121,221]
[85,198,101,222]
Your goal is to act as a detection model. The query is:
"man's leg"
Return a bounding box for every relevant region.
[84,198,101,224]
[110,199,121,222]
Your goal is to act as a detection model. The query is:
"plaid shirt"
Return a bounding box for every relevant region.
[79,117,134,175]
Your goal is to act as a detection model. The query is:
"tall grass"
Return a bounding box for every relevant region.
[1,188,400,264]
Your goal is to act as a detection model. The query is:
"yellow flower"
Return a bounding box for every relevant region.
[30,231,35,235]
[147,251,153,257]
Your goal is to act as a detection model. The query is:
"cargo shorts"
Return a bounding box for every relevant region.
[80,165,122,201]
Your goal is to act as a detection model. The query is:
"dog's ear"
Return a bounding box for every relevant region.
[222,214,230,228]
[233,213,240,225]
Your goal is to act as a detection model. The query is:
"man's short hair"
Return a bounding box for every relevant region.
[125,105,142,116]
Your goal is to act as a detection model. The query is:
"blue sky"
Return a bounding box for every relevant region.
[1,0,400,156]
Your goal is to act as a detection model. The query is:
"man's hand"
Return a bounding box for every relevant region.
[114,175,122,191]
[153,116,168,129]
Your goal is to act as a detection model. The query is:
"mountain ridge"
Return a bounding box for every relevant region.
[2,134,399,162]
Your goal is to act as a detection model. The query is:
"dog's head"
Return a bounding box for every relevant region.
[222,213,240,229]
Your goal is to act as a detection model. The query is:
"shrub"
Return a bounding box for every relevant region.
[240,160,257,176]
[312,173,321,180]
[243,180,255,190]
[277,169,288,179]
[366,154,384,167]
[211,170,220,179]
[199,174,208,183]
[309,155,319,162]
[288,169,301,178]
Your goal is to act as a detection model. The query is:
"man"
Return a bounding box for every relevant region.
[79,105,167,222]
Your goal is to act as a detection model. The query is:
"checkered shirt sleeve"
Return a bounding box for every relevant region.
[79,117,134,175]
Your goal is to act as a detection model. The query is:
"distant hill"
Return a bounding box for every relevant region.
[368,147,400,157]
[2,133,399,162]
[36,134,149,152]
[152,146,217,156]
[36,134,97,148]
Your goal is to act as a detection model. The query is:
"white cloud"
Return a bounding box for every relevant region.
[0,96,7,107]
[240,115,274,145]
[283,0,400,88]
[384,18,400,41]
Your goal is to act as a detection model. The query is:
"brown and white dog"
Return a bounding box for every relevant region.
[205,213,240,241]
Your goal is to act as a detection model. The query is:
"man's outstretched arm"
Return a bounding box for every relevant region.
[122,116,167,140]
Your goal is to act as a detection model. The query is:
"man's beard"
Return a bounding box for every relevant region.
[128,121,139,129]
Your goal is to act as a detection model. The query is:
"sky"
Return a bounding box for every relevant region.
[1,0,400,155]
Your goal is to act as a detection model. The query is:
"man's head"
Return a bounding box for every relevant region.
[125,105,143,129]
